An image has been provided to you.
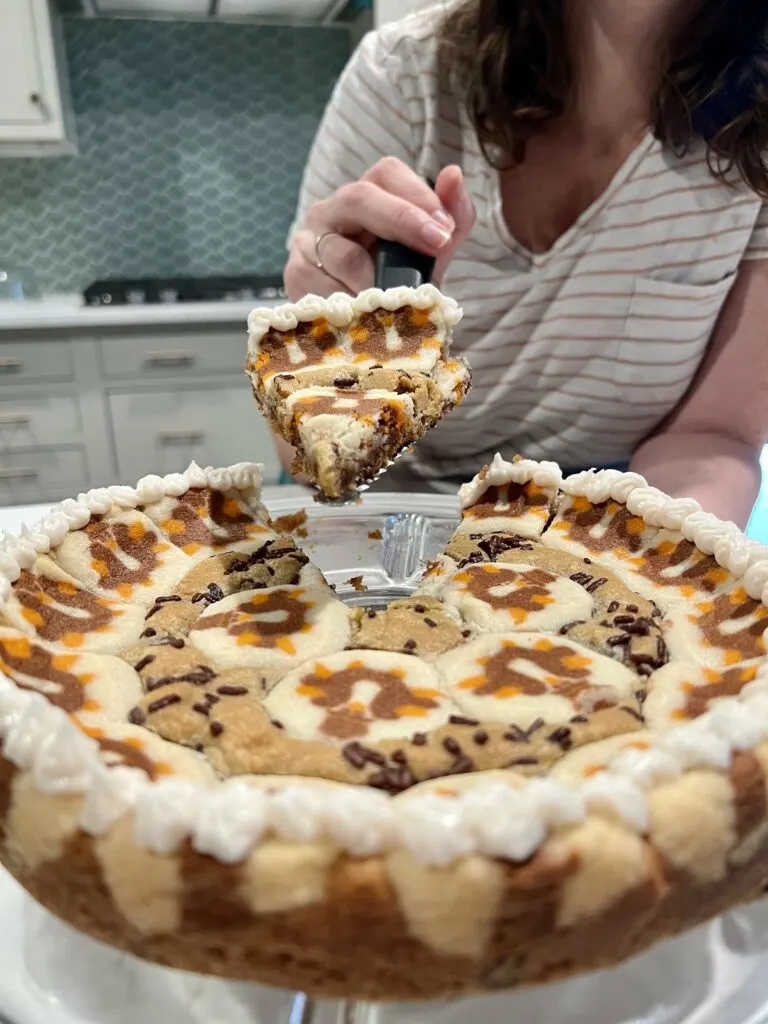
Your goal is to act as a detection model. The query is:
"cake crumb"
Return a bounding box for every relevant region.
[272,509,308,536]
[368,529,383,540]
[347,575,367,592]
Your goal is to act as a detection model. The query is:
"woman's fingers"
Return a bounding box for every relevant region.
[286,159,472,300]
[285,230,351,300]
[363,157,455,232]
[434,166,477,284]
[284,229,374,300]
[307,180,453,255]
[312,230,375,293]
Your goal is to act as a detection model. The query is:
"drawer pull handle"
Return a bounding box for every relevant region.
[0,414,30,426]
[158,431,205,446]
[0,358,22,372]
[146,352,196,368]
[0,467,38,480]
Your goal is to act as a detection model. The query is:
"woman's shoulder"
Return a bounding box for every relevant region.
[357,4,447,86]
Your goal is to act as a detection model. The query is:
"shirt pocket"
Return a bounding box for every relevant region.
[613,273,737,406]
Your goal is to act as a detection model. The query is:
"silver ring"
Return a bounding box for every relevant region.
[313,231,337,272]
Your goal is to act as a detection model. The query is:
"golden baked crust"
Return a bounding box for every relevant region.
[2,456,768,1001]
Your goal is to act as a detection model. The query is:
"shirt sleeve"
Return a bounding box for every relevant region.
[288,29,422,243]
[743,202,768,260]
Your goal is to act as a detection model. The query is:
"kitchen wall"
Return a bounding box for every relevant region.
[0,17,351,292]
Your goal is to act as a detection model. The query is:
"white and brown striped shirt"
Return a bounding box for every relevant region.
[292,6,768,490]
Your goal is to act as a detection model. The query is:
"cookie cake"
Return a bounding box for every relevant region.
[1,288,768,1003]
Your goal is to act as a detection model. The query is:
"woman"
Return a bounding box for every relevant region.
[283,0,768,528]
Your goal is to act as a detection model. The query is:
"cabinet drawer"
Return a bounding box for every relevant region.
[0,393,81,449]
[0,447,88,506]
[0,340,73,383]
[100,330,246,379]
[108,386,280,485]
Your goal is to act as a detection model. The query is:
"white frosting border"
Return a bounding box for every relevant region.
[1,455,768,868]
[246,284,463,352]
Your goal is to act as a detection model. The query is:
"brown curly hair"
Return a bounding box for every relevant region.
[440,0,768,196]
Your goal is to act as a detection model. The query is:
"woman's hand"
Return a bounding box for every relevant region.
[285,159,476,300]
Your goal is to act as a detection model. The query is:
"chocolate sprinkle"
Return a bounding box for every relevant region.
[134,655,155,673]
[209,721,225,737]
[625,619,651,637]
[570,714,588,724]
[570,572,608,593]
[606,633,631,648]
[506,755,538,767]
[621,705,645,723]
[366,609,377,619]
[141,628,156,638]
[443,737,462,756]
[411,732,428,746]
[449,714,480,727]
[145,594,183,619]
[473,730,489,746]
[423,617,438,628]
[367,764,417,794]
[128,707,146,725]
[148,694,182,714]
[192,583,225,607]
[547,726,573,751]
[403,639,417,652]
[413,604,426,613]
[607,600,620,614]
[505,718,545,743]
[462,629,472,638]
[216,685,249,696]
[391,749,407,765]
[271,719,284,729]
[192,702,210,716]
[342,741,387,769]
[627,604,639,613]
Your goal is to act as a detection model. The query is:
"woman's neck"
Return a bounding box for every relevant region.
[567,0,692,140]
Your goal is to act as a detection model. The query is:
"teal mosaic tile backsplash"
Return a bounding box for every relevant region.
[0,18,350,292]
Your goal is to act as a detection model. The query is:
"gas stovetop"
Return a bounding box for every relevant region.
[82,275,287,306]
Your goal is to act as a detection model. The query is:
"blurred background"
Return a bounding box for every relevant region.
[0,0,424,507]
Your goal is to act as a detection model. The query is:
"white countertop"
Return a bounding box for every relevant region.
[0,295,283,332]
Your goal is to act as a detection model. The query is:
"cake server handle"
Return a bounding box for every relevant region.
[374,177,438,290]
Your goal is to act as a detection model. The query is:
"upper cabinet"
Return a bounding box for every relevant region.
[0,0,76,155]
[374,0,428,25]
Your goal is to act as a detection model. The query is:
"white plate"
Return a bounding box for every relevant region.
[4,492,768,1023]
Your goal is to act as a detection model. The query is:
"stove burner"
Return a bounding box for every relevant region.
[83,275,286,306]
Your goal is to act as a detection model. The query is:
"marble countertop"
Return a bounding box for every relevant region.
[0,295,283,332]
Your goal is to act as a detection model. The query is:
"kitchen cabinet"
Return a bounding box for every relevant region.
[0,0,75,153]
[375,0,430,26]
[0,324,281,507]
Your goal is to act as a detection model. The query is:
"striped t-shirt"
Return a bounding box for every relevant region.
[293,6,768,489]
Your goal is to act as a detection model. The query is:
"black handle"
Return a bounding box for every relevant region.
[374,176,438,290]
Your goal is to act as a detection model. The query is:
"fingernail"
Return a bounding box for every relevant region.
[432,209,455,231]
[421,221,452,249]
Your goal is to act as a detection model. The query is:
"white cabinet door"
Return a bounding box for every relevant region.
[108,386,282,486]
[375,0,429,25]
[0,0,67,144]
